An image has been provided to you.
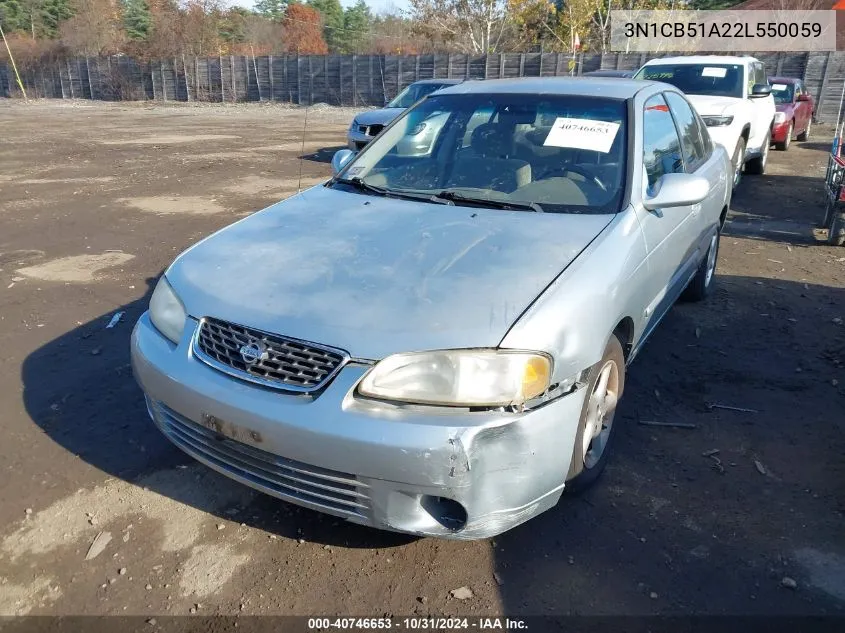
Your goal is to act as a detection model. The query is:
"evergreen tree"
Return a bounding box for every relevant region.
[0,0,26,33]
[254,0,287,22]
[306,0,342,52]
[39,0,73,38]
[220,5,248,45]
[121,0,151,41]
[338,0,370,54]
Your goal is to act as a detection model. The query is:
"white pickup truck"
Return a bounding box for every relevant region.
[635,56,776,189]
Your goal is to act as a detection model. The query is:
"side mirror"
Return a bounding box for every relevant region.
[750,83,772,98]
[331,149,355,176]
[643,173,710,211]
[797,93,811,102]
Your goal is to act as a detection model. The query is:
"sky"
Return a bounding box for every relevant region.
[229,0,411,15]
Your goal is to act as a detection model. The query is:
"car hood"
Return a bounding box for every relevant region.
[685,94,740,117]
[166,186,612,360]
[353,108,405,126]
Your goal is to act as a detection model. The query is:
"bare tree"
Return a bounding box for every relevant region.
[407,0,511,53]
[59,0,124,56]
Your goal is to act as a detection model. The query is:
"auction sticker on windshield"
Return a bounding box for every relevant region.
[771,83,788,91]
[544,117,620,153]
[701,67,728,78]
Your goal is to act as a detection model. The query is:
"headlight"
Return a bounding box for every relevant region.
[358,350,552,407]
[408,122,427,136]
[149,276,186,344]
[702,115,734,127]
[773,112,787,124]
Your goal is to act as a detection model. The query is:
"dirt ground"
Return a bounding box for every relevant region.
[0,100,844,623]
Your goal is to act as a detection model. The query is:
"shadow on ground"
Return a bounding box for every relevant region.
[495,275,845,615]
[19,270,845,612]
[727,174,827,244]
[19,275,413,550]
[300,145,347,164]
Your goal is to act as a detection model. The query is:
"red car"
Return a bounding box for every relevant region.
[769,77,815,151]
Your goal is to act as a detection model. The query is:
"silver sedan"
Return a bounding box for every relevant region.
[132,78,731,539]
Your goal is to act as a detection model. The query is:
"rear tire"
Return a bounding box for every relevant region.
[797,119,811,142]
[565,336,625,494]
[776,122,792,151]
[682,230,720,302]
[745,132,770,175]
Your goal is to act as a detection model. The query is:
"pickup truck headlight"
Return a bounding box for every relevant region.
[702,115,734,127]
[358,350,552,407]
[773,112,787,124]
[149,276,187,344]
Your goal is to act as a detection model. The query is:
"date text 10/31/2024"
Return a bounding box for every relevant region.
[622,21,823,39]
[307,618,529,630]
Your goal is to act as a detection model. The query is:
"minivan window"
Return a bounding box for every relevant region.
[642,94,684,191]
[636,64,743,98]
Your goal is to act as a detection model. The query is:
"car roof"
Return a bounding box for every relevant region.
[769,76,799,84]
[433,77,655,100]
[412,79,463,86]
[643,55,756,66]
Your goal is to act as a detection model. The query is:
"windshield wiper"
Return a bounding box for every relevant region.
[332,177,389,196]
[332,177,453,205]
[435,191,544,213]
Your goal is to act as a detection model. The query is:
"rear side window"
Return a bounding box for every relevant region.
[643,94,684,192]
[664,92,709,173]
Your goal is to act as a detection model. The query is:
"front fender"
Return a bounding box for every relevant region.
[499,207,648,383]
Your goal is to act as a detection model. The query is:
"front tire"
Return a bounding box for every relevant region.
[776,122,792,151]
[682,229,720,302]
[745,132,770,175]
[565,336,626,494]
[731,138,746,189]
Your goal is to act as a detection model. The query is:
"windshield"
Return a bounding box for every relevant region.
[333,93,627,215]
[636,64,744,98]
[770,81,795,105]
[387,83,451,109]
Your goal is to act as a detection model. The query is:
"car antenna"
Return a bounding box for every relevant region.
[297,105,309,194]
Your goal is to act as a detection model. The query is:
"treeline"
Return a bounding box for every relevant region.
[0,0,744,66]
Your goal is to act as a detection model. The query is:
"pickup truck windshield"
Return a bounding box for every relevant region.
[333,93,628,215]
[636,64,744,98]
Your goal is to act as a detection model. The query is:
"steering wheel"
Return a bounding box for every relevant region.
[540,164,607,192]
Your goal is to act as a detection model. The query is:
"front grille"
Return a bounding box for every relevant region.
[194,317,348,392]
[367,124,385,137]
[151,401,370,516]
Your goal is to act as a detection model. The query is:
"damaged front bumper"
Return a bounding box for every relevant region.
[131,313,587,539]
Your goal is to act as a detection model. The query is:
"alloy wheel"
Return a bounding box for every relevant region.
[582,360,620,469]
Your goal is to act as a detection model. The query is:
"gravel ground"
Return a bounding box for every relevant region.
[0,99,843,623]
